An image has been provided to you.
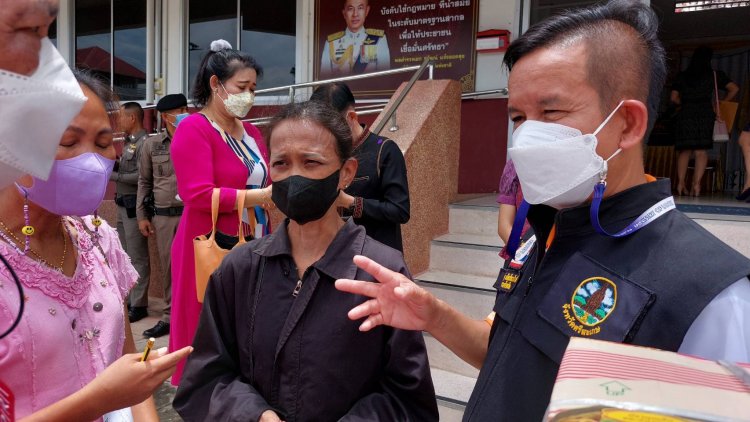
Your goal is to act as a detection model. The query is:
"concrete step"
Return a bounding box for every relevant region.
[432,367,475,421]
[449,203,499,237]
[415,270,496,321]
[428,235,503,278]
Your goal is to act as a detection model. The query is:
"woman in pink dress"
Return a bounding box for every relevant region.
[0,71,191,421]
[169,40,273,385]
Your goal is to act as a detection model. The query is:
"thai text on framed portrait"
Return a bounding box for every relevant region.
[314,0,479,97]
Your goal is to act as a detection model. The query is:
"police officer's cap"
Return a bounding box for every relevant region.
[156,94,188,112]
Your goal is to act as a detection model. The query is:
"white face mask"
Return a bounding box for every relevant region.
[0,38,87,188]
[508,101,624,209]
[220,82,254,118]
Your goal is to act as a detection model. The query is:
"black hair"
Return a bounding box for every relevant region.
[121,101,144,123]
[685,46,714,78]
[504,0,666,136]
[309,82,356,114]
[267,101,353,163]
[192,44,264,107]
[72,69,119,114]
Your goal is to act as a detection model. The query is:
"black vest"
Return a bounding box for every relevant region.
[464,179,750,421]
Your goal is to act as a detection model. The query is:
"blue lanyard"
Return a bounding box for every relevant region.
[506,184,676,258]
[505,200,530,260]
[590,182,675,237]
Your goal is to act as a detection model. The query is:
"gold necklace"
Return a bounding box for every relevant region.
[0,218,68,272]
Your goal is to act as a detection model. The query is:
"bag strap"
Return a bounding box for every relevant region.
[208,188,221,243]
[713,71,723,122]
[236,190,247,245]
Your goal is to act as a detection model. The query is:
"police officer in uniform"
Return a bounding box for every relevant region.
[112,101,151,323]
[320,0,390,77]
[334,1,750,420]
[135,94,187,338]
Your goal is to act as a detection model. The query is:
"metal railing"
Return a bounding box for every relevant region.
[254,59,434,104]
[244,58,435,131]
[141,63,508,133]
[462,88,508,98]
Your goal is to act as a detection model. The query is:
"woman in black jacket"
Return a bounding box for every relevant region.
[173,101,437,422]
[310,82,410,252]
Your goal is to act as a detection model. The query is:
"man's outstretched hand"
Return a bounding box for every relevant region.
[335,255,440,332]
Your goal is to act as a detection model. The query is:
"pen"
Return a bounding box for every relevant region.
[140,338,155,362]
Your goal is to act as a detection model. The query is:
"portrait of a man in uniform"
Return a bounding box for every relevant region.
[320,0,391,77]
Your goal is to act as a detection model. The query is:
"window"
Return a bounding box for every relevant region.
[187,0,237,94]
[75,0,147,101]
[187,0,296,96]
[675,0,749,12]
[240,0,296,89]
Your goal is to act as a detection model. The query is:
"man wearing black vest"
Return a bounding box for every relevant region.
[335,0,750,420]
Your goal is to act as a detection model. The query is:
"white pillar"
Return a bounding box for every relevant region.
[56,0,75,66]
[146,0,155,102]
[164,0,186,96]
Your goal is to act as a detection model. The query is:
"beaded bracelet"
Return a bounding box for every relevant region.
[353,197,364,219]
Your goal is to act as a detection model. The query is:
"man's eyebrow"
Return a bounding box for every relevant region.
[538,96,564,107]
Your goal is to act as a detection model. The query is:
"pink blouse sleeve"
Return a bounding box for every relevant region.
[172,114,240,213]
[96,219,138,301]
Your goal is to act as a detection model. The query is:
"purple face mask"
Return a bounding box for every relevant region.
[18,153,115,216]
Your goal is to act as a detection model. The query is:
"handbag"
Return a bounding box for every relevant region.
[713,71,730,142]
[193,188,247,303]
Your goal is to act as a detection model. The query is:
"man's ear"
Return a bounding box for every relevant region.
[339,157,359,189]
[618,99,648,150]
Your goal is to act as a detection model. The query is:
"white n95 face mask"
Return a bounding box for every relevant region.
[0,38,87,188]
[508,101,624,209]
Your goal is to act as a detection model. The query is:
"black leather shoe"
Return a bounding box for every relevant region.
[143,321,170,338]
[737,188,750,201]
[128,306,148,323]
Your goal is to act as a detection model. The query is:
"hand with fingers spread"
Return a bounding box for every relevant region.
[336,255,492,370]
[335,255,440,332]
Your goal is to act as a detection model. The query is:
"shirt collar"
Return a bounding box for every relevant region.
[253,218,366,280]
[346,27,366,40]
[128,129,147,142]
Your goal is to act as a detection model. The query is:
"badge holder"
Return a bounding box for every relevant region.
[497,201,535,294]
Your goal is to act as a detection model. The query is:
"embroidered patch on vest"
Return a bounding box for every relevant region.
[562,277,617,336]
[538,252,654,342]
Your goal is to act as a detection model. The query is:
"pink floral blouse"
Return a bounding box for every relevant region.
[0,217,137,420]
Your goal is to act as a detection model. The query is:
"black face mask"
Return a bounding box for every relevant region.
[272,169,341,225]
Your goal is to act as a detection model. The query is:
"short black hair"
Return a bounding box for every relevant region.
[309,82,356,114]
[192,45,264,107]
[504,0,666,136]
[267,101,353,163]
[121,101,144,123]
